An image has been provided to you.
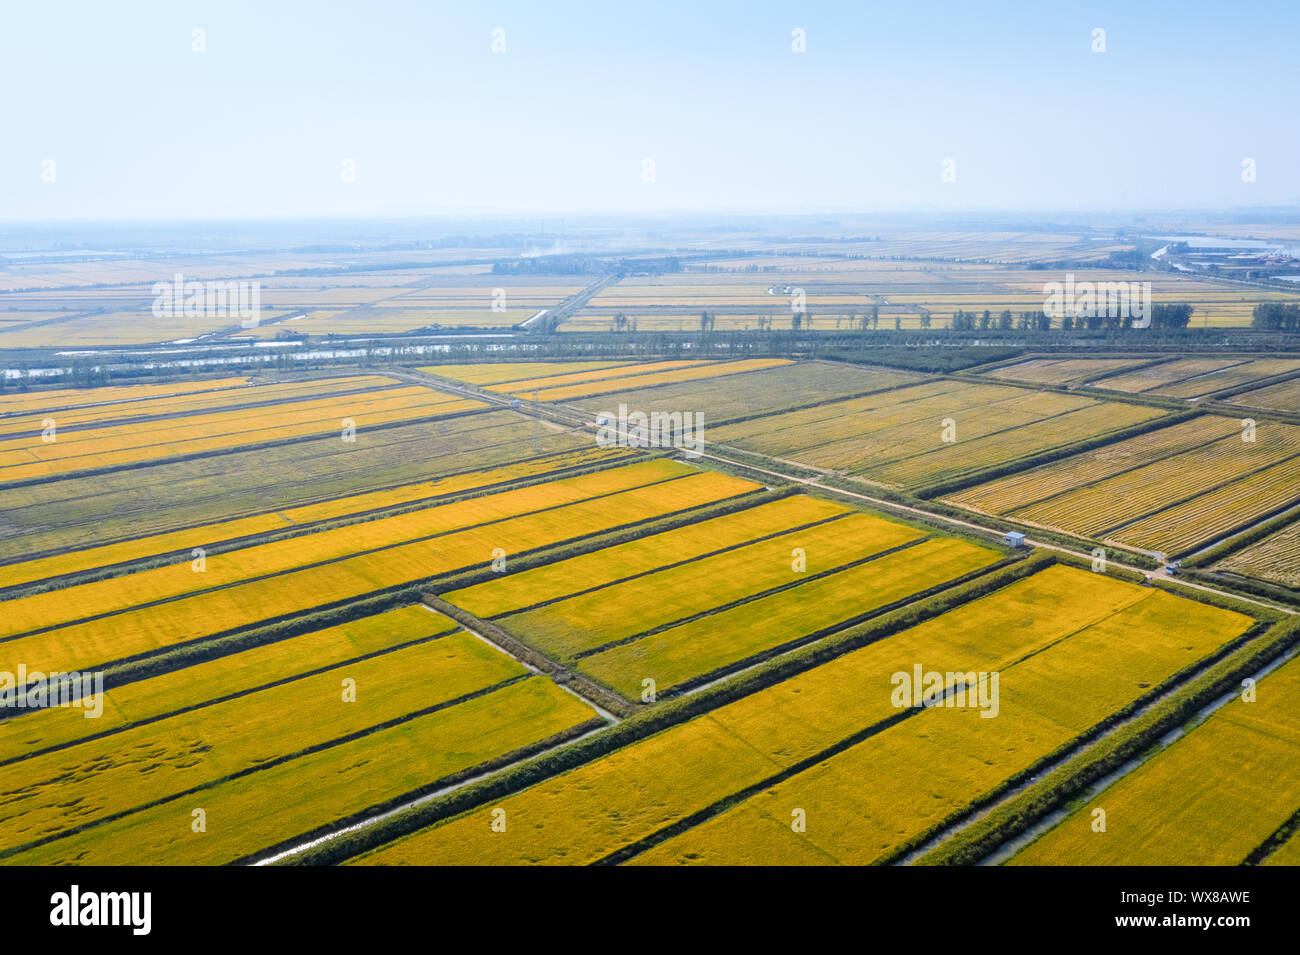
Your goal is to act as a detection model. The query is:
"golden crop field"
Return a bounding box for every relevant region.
[1226,376,1300,414]
[0,462,759,675]
[576,537,1001,699]
[0,605,458,763]
[1092,357,1271,396]
[0,633,525,848]
[945,415,1242,514]
[1149,358,1300,399]
[709,379,1167,489]
[483,360,714,394]
[489,511,931,662]
[446,494,850,618]
[1215,519,1300,588]
[1102,361,1242,394]
[0,457,696,639]
[512,358,793,402]
[1009,653,1300,866]
[0,608,600,865]
[869,403,1166,487]
[634,587,1250,865]
[0,410,598,559]
[1100,457,1300,554]
[946,414,1300,554]
[569,360,928,423]
[0,386,484,484]
[0,375,400,437]
[983,357,1155,386]
[0,376,251,415]
[0,445,629,590]
[420,361,633,385]
[8,674,597,866]
[959,417,1300,555]
[352,564,1246,865]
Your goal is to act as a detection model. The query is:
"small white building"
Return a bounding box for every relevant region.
[1004,531,1027,548]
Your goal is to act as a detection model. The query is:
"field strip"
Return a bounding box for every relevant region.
[0,396,489,487]
[250,716,615,867]
[1098,454,1300,555]
[943,415,1241,514]
[1001,644,1300,866]
[0,635,533,859]
[568,535,932,661]
[341,566,1204,865]
[5,676,602,866]
[0,387,472,468]
[962,642,1300,866]
[1142,358,1253,393]
[576,538,1005,701]
[0,410,593,560]
[0,377,253,416]
[301,376,1299,618]
[868,404,1167,485]
[482,360,716,394]
[0,384,448,457]
[262,566,1067,865]
[622,589,1254,865]
[416,361,635,387]
[0,375,406,438]
[449,498,850,620]
[0,606,462,767]
[492,512,929,664]
[0,470,760,677]
[3,408,514,497]
[1023,438,1300,541]
[561,361,932,428]
[0,446,631,592]
[519,358,792,402]
[479,387,1297,616]
[0,461,706,641]
[687,447,1298,616]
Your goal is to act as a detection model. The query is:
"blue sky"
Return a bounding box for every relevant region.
[2,0,1296,220]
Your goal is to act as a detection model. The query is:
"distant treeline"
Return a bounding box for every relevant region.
[946,304,1192,331]
[1252,302,1300,331]
[491,255,682,276]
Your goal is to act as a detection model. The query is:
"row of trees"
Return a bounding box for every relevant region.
[1252,302,1300,331]
[694,310,898,332]
[492,255,684,276]
[937,304,1193,331]
[950,309,1050,331]
[671,304,1200,333]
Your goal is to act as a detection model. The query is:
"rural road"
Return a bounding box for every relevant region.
[404,369,1296,616]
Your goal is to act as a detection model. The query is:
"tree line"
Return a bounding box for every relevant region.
[1252,302,1300,331]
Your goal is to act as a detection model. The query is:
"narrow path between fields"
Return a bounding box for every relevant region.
[401,369,1296,616]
